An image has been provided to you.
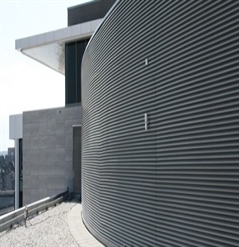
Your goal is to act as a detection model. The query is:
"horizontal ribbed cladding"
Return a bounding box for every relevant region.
[67,0,115,26]
[153,1,238,246]
[82,1,158,246]
[82,0,239,247]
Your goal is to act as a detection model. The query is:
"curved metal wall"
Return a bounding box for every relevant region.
[82,1,239,246]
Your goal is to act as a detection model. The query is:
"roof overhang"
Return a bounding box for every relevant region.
[15,19,102,75]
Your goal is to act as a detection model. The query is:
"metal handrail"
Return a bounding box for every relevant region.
[0,190,68,233]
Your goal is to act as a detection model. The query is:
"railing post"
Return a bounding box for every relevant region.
[24,205,28,227]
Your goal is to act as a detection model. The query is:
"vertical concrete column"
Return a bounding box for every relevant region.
[15,139,19,209]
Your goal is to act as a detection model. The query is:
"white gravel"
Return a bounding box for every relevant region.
[0,201,79,247]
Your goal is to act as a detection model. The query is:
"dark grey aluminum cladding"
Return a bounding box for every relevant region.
[68,0,116,26]
[82,1,239,246]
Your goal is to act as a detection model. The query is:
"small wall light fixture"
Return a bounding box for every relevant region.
[144,113,148,130]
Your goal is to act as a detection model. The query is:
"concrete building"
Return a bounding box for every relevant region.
[9,0,115,209]
[81,1,239,247]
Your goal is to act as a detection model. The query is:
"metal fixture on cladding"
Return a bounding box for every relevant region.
[144,113,148,130]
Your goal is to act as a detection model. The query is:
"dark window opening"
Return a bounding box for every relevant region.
[65,39,89,105]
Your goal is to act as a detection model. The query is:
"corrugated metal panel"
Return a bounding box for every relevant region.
[82,1,239,246]
[153,1,239,246]
[68,0,115,26]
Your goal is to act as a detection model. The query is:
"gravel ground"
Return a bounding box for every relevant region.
[0,201,79,247]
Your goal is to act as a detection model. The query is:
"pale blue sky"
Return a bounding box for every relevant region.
[0,0,91,151]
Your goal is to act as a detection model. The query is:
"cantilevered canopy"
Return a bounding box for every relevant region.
[15,19,102,75]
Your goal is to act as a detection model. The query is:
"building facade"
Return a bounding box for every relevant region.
[82,1,239,246]
[9,0,115,208]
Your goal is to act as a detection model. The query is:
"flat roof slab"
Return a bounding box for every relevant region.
[15,19,102,75]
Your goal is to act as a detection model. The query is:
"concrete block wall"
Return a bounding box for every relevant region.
[22,105,81,205]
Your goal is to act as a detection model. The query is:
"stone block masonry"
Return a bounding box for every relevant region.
[22,105,81,205]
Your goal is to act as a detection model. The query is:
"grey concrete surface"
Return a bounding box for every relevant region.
[68,203,105,247]
[22,105,81,205]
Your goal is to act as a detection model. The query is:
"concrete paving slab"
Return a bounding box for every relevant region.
[68,203,105,247]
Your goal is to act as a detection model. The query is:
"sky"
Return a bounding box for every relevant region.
[0,0,91,151]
